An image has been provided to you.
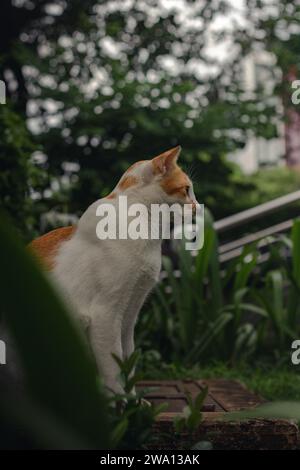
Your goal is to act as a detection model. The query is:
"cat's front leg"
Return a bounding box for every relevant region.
[121,315,135,361]
[122,285,153,362]
[89,306,124,396]
[121,295,147,395]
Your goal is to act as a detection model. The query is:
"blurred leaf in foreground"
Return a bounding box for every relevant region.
[225,402,300,423]
[0,212,110,448]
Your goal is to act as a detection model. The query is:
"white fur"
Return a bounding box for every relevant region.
[51,152,193,394]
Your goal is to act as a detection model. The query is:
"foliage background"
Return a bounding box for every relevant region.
[2,0,300,238]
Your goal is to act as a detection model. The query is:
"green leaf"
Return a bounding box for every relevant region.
[110,418,129,448]
[195,386,208,410]
[0,213,110,448]
[225,402,300,423]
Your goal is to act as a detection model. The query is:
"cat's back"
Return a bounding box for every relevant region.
[28,225,76,270]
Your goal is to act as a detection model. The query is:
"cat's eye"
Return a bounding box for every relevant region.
[185,186,190,195]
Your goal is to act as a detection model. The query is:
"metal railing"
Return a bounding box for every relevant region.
[215,190,300,262]
[214,190,300,233]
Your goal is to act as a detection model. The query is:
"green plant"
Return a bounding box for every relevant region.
[137,211,261,364]
[109,351,167,450]
[137,210,234,364]
[249,219,300,355]
[0,105,45,240]
[137,215,300,366]
[174,386,208,434]
[139,361,300,402]
[227,167,300,221]
[225,402,300,425]
[172,386,213,451]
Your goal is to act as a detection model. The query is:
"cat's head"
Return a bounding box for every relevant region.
[110,146,198,209]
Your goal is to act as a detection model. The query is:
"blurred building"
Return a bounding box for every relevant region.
[228,50,292,174]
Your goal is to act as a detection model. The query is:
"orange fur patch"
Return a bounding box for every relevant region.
[118,175,138,191]
[106,192,116,199]
[28,226,76,270]
[160,165,190,197]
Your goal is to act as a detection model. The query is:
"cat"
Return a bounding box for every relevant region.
[29,146,198,394]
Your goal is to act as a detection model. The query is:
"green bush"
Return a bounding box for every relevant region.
[137,215,300,366]
[0,105,45,240]
[218,166,300,234]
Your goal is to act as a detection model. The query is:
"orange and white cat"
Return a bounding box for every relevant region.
[30,146,197,394]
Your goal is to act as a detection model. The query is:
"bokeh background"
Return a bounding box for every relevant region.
[1,0,300,239]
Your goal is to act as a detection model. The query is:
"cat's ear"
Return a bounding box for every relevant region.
[152,146,181,175]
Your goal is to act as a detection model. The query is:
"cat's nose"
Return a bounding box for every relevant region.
[187,198,198,214]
